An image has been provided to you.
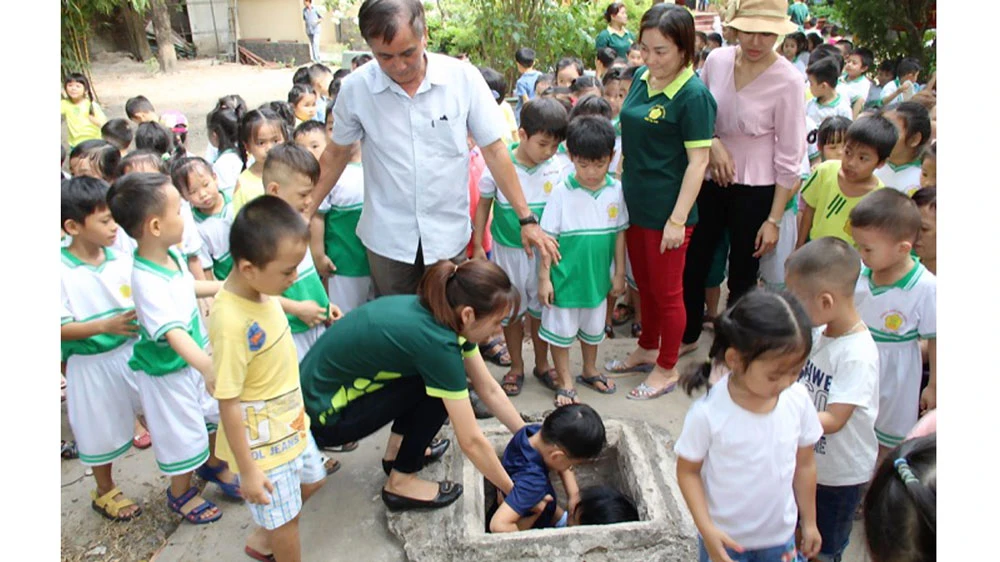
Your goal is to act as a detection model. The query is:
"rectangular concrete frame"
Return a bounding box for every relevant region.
[386,418,698,561]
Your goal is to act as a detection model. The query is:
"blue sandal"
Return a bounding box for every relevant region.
[166,486,222,525]
[196,461,242,500]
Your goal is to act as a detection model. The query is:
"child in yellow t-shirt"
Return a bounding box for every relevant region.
[210,195,327,561]
[798,114,897,248]
[61,73,107,148]
[232,109,287,214]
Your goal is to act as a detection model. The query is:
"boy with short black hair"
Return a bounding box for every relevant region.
[866,60,897,109]
[308,63,334,124]
[262,143,343,360]
[351,53,372,70]
[125,95,157,124]
[210,195,327,562]
[807,58,853,124]
[490,404,606,532]
[798,114,897,248]
[849,189,936,452]
[514,47,541,124]
[292,120,329,163]
[842,47,874,118]
[101,118,133,155]
[539,116,627,406]
[881,58,921,108]
[106,172,236,524]
[61,177,144,522]
[786,238,881,562]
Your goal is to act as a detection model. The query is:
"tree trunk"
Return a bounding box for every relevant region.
[150,0,177,72]
[123,4,153,62]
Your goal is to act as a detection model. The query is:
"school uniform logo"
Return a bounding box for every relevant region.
[543,181,553,194]
[247,321,266,351]
[607,204,620,221]
[644,105,666,123]
[882,311,906,332]
[119,284,132,299]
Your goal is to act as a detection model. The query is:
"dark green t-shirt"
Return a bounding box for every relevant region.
[620,66,717,230]
[595,27,636,59]
[299,295,478,426]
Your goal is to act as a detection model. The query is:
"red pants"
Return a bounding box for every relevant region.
[626,225,694,370]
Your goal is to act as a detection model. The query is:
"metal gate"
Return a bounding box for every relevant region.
[178,0,239,61]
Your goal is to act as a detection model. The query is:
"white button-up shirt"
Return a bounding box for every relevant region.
[331,52,507,264]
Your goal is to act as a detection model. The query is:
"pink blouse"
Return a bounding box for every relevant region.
[701,46,806,189]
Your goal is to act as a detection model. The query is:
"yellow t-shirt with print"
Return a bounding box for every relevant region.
[210,288,310,472]
[801,160,884,246]
[61,98,107,148]
[231,169,265,215]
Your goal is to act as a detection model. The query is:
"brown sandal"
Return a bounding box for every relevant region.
[501,371,524,396]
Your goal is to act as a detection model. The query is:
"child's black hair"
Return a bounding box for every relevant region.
[70,139,122,182]
[64,72,97,116]
[680,288,813,395]
[106,172,171,239]
[785,237,862,298]
[863,434,935,562]
[569,95,613,121]
[807,32,824,52]
[214,94,247,121]
[308,63,333,86]
[596,46,618,68]
[896,57,922,78]
[601,66,624,87]
[810,44,844,74]
[239,108,288,166]
[809,115,851,149]
[333,68,351,81]
[535,73,554,88]
[878,58,899,77]
[620,65,639,81]
[806,57,840,89]
[207,107,241,158]
[785,32,809,57]
[229,195,310,269]
[539,403,606,460]
[101,119,133,151]
[135,121,184,162]
[566,115,616,161]
[261,101,296,139]
[262,142,322,186]
[515,47,536,68]
[697,48,711,66]
[118,149,169,176]
[570,75,603,95]
[574,486,640,526]
[294,119,327,139]
[519,97,569,141]
[835,38,854,52]
[352,53,373,67]
[911,185,936,212]
[849,188,922,244]
[124,95,155,120]
[850,47,874,72]
[707,32,722,47]
[292,65,312,86]
[478,67,507,105]
[845,114,898,161]
[325,101,335,124]
[695,30,708,44]
[922,139,936,162]
[62,176,111,228]
[169,156,215,198]
[288,83,317,106]
[888,101,932,153]
[556,57,585,78]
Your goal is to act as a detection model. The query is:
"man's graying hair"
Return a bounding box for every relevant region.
[358,0,426,43]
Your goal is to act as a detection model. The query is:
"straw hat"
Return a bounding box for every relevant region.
[723,0,799,35]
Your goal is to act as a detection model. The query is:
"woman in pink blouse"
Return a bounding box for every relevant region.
[680,0,805,351]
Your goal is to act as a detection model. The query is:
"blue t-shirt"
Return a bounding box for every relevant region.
[514,70,541,125]
[500,424,557,528]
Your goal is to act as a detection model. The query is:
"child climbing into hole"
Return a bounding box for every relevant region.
[489,404,606,532]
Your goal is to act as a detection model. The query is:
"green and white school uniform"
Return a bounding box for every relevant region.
[317,162,372,314]
[192,192,235,280]
[539,174,629,347]
[284,251,333,362]
[839,74,872,108]
[806,94,853,125]
[480,144,562,323]
[212,149,243,198]
[61,247,142,466]
[855,261,936,447]
[874,159,922,196]
[130,248,219,475]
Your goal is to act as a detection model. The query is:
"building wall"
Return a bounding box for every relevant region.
[238,0,332,43]
[188,0,236,56]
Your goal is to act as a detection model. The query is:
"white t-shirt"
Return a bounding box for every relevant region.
[839,75,872,108]
[798,327,881,486]
[212,150,243,198]
[806,94,853,126]
[192,192,235,279]
[674,374,823,549]
[880,78,914,107]
[874,160,922,195]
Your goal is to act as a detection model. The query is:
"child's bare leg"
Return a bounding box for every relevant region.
[581,342,614,392]
[92,463,140,517]
[134,417,148,435]
[551,346,577,406]
[170,472,220,519]
[705,286,721,322]
[528,316,551,373]
[269,517,302,562]
[501,320,525,393]
[631,288,642,323]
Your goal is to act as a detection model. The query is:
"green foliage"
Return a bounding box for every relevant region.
[831,0,935,78]
[62,0,149,81]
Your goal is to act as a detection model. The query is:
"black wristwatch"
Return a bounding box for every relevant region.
[519,214,538,226]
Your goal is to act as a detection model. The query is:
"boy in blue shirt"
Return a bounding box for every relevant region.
[489,404,606,532]
[514,48,541,125]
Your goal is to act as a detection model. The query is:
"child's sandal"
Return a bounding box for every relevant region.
[195,461,242,500]
[91,487,142,522]
[553,388,579,407]
[166,486,222,525]
[604,324,616,339]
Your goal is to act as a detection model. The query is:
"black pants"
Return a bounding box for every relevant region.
[366,240,467,298]
[310,377,449,474]
[682,180,775,344]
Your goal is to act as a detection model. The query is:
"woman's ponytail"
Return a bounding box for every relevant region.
[417,260,519,334]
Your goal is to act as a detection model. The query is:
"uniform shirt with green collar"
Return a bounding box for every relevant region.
[192,191,235,280]
[540,174,629,309]
[620,65,716,230]
[806,92,853,125]
[839,74,872,106]
[129,247,208,376]
[61,246,137,361]
[874,159,922,196]
[480,143,562,248]
[317,162,369,277]
[283,250,332,333]
[595,26,636,59]
[299,295,478,427]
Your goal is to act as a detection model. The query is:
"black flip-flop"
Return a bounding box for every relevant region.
[533,367,560,391]
[576,373,617,395]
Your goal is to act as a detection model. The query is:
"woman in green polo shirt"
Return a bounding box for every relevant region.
[596,3,636,59]
[607,4,716,401]
[299,260,528,511]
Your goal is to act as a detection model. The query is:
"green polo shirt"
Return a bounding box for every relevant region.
[596,27,636,59]
[299,295,478,427]
[620,65,716,230]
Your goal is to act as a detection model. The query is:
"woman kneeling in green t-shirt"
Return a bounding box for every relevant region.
[299,260,529,511]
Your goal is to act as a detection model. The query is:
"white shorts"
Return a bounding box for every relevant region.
[759,208,799,289]
[292,325,326,363]
[327,275,373,315]
[492,244,541,323]
[539,304,606,348]
[66,342,141,466]
[246,433,327,530]
[875,367,920,448]
[136,366,220,476]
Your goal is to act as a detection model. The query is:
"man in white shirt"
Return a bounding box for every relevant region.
[310,0,558,296]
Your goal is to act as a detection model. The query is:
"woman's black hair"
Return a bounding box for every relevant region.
[207,107,241,159]
[134,121,184,163]
[570,75,603,95]
[810,115,851,148]
[64,72,97,116]
[574,486,640,526]
[70,139,122,182]
[889,101,932,153]
[239,108,287,166]
[638,3,696,69]
[569,94,613,121]
[603,2,625,23]
[477,66,507,105]
[863,434,936,562]
[288,83,316,106]
[680,288,812,395]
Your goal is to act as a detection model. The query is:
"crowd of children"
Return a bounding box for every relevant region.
[60,4,936,560]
